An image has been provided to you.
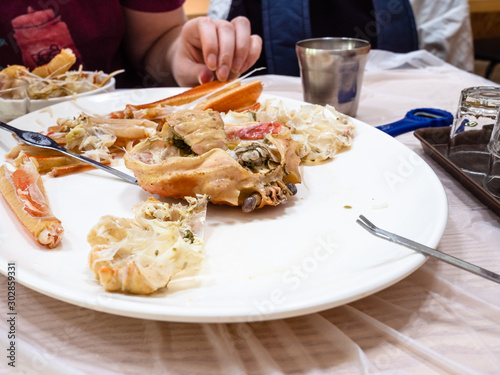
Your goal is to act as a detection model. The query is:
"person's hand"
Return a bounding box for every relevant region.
[172,16,262,86]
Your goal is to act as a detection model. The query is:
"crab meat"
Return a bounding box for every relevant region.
[124,115,301,210]
[166,109,228,154]
[232,140,280,173]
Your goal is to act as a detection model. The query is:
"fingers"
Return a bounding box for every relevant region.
[239,34,262,72]
[229,17,252,74]
[220,17,262,80]
[181,17,262,83]
[193,18,220,72]
[226,34,262,80]
[212,20,236,81]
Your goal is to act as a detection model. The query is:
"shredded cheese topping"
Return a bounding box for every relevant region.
[224,99,356,164]
[87,195,208,294]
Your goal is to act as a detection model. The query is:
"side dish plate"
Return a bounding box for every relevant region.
[0,89,448,323]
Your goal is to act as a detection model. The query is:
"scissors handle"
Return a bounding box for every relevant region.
[376,108,454,137]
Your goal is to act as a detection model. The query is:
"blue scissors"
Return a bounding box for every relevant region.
[376,108,454,137]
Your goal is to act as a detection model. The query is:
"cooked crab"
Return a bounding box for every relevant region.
[124,109,301,212]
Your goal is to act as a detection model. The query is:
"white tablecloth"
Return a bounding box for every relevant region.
[1,50,500,375]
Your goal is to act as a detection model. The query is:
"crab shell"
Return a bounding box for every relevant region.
[124,132,301,209]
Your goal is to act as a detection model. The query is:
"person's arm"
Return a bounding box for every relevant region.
[122,7,262,87]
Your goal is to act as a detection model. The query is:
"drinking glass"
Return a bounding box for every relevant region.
[483,114,500,198]
[447,86,500,177]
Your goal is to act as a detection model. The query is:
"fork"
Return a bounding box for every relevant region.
[0,121,137,185]
[356,215,500,284]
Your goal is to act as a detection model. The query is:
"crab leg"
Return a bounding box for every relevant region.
[0,157,64,248]
[109,77,263,120]
[242,193,262,213]
[287,182,298,196]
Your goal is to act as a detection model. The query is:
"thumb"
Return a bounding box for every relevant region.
[174,63,215,87]
[197,66,216,85]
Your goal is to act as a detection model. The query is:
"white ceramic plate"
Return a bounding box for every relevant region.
[0,88,448,323]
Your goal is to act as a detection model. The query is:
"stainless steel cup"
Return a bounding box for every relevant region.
[296,37,370,117]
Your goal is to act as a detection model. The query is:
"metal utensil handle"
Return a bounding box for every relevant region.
[356,215,500,284]
[54,147,138,185]
[0,122,137,185]
[0,122,26,138]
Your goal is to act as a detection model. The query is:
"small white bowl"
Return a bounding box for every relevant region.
[28,72,116,111]
[0,78,30,122]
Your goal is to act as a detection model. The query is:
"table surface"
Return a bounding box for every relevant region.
[469,0,500,13]
[1,50,500,375]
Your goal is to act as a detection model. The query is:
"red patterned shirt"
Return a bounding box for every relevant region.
[0,1,185,87]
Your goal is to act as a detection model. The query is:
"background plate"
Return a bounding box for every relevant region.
[28,72,116,111]
[0,88,448,323]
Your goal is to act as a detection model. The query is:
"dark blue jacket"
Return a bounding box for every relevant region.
[228,0,419,76]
